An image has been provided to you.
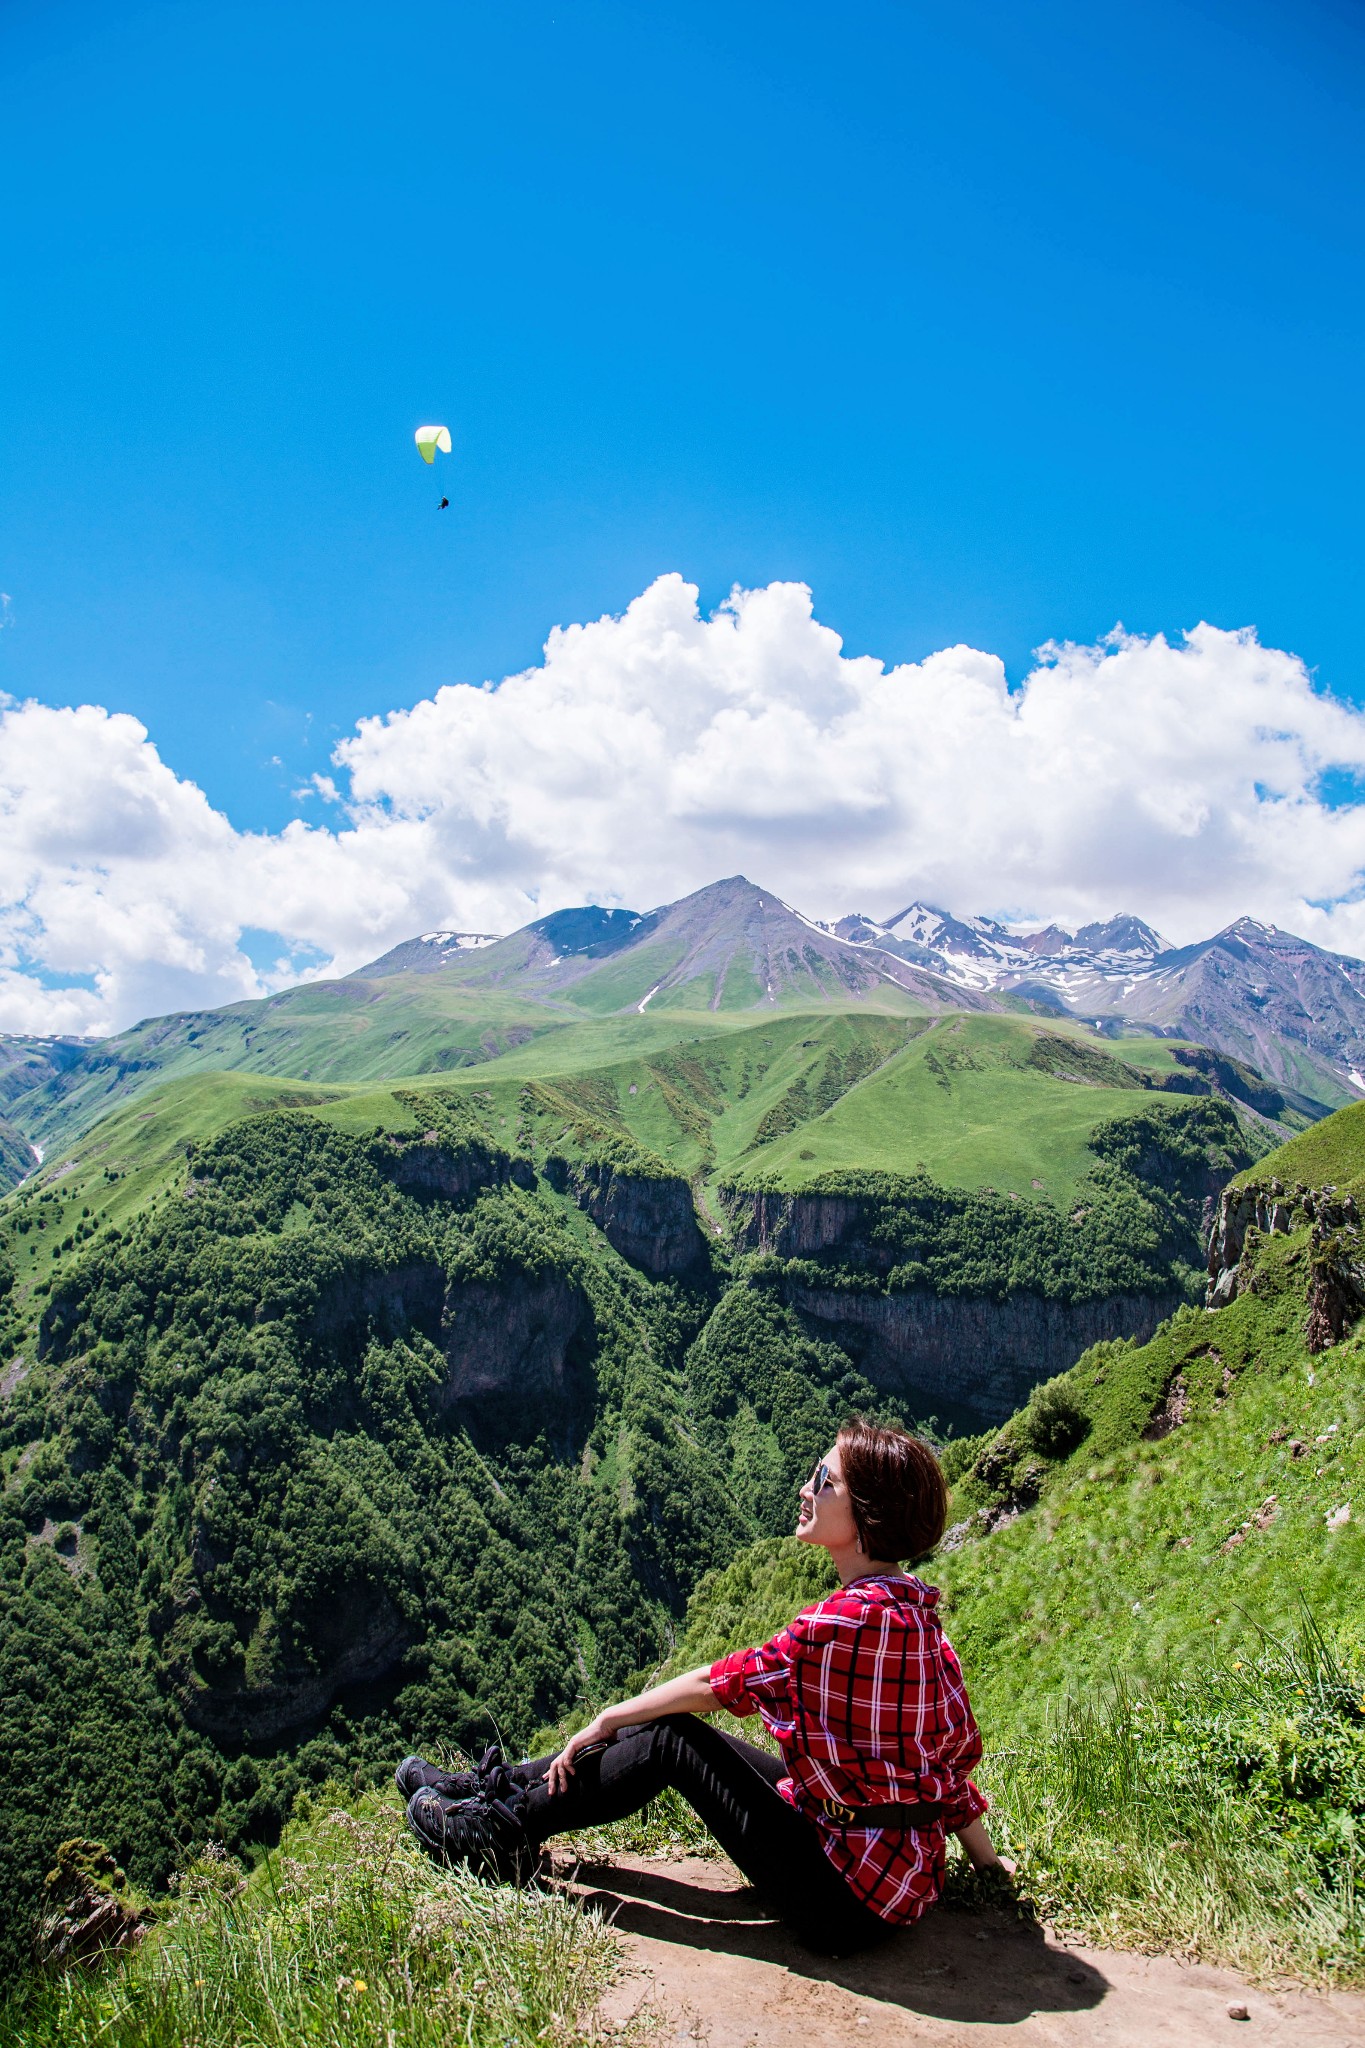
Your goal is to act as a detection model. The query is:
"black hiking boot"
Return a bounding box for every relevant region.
[404,1779,537,1886]
[394,1744,506,1804]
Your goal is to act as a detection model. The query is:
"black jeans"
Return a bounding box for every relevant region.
[519,1713,896,1957]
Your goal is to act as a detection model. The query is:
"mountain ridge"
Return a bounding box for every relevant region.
[352,877,988,1016]
[0,874,1359,1190]
[341,880,1363,1112]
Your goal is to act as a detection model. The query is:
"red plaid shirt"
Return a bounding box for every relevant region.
[708,1573,987,1925]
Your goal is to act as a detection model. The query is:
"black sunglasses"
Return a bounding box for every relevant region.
[807,1460,836,1494]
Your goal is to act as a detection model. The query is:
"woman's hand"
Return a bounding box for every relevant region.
[545,1714,614,1797]
[542,1669,715,1797]
[955,1817,1015,1875]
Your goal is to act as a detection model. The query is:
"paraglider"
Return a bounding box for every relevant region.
[414,424,451,463]
[415,424,452,509]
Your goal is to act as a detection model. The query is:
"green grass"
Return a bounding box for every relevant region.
[398,1010,1241,1204]
[13,951,1270,1208]
[562,939,691,1014]
[738,1014,1190,1203]
[0,1074,359,1309]
[1231,1097,1365,1191]
[956,1163,1365,1983]
[14,979,569,1159]
[0,1794,622,2048]
[347,1011,1232,1204]
[980,1620,1365,1983]
[938,1234,1365,1728]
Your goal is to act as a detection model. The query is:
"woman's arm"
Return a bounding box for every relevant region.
[545,1665,715,1796]
[955,1816,1013,1873]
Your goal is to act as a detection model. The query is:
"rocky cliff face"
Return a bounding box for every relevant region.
[785,1281,1181,1424]
[723,1168,1211,1423]
[545,1156,710,1275]
[437,1269,591,1403]
[306,1258,447,1348]
[378,1130,535,1201]
[1205,1175,1365,1350]
[309,1256,593,1406]
[722,1186,863,1259]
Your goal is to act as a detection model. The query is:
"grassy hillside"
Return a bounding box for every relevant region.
[938,1238,1363,1721]
[1229,1096,1365,1190]
[0,1792,617,2048]
[3,1073,363,1272]
[8,1007,1281,1230]
[6,980,564,1162]
[721,1013,1264,1200]
[0,878,946,1170]
[0,1117,35,1191]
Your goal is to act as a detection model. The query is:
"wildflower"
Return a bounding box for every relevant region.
[353,1979,368,1994]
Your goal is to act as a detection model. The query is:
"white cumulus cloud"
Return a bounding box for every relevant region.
[5,572,1365,1037]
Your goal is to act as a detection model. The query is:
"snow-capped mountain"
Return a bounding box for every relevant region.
[834,905,1170,989]
[837,902,1364,1110]
[351,930,502,977]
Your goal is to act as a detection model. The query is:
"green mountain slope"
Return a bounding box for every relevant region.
[909,1096,1365,1729]
[8,1009,1282,1275]
[1227,1096,1365,1190]
[0,878,960,1178]
[0,876,1330,1195]
[2,982,560,1167]
[0,1117,35,1191]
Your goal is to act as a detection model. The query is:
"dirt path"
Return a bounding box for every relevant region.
[558,1852,1365,2046]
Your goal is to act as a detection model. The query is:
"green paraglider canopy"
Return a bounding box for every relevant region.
[414,424,452,464]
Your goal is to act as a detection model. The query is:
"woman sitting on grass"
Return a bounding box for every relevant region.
[397,1417,1005,1956]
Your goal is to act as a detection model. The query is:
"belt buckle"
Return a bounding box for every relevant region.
[824,1798,856,1826]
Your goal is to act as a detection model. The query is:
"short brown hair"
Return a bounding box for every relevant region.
[837,1418,948,1562]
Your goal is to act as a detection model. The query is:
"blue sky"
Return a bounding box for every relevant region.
[4,0,1364,838]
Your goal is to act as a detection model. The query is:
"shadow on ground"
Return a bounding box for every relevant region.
[555,1854,1109,2027]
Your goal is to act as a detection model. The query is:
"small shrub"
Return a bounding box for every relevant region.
[1020,1376,1091,1460]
